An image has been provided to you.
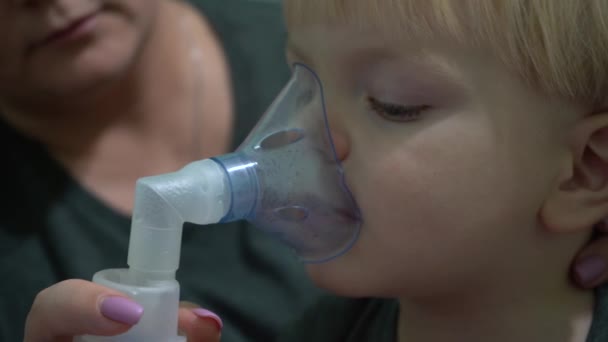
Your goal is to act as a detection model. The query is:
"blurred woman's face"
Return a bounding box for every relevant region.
[0,0,160,104]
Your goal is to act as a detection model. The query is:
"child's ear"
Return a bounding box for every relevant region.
[541,112,608,233]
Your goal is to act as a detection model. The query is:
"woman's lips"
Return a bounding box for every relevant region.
[29,12,99,53]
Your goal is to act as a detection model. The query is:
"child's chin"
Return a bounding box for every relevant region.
[305,262,378,298]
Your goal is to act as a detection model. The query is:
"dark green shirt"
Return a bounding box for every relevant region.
[279,286,608,342]
[0,1,322,341]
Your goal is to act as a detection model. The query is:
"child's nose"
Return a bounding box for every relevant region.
[329,125,350,162]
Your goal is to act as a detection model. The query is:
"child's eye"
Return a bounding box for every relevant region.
[367,96,430,122]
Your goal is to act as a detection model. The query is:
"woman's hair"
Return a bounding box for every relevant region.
[285,0,608,106]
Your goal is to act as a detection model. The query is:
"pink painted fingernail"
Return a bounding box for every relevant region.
[100,296,144,325]
[575,255,606,286]
[192,308,223,331]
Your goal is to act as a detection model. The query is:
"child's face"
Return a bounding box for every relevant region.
[285,2,587,298]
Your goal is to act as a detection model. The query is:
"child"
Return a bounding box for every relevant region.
[279,0,608,341]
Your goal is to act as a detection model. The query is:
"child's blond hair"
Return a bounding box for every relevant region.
[285,0,608,107]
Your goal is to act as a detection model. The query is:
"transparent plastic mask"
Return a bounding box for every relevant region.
[213,63,362,262]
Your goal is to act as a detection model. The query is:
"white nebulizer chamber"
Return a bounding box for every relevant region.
[78,64,361,341]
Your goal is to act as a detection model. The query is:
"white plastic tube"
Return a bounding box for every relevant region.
[78,159,230,342]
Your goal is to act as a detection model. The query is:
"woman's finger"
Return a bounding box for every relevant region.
[572,233,608,289]
[24,279,143,342]
[178,306,222,342]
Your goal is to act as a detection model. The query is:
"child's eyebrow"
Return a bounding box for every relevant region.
[286,35,404,70]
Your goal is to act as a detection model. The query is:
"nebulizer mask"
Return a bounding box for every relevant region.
[77,64,361,341]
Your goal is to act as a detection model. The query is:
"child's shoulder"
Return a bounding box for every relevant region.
[278,295,398,342]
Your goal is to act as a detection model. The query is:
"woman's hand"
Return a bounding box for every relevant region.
[573,223,608,289]
[24,279,222,342]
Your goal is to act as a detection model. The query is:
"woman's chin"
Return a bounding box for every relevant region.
[26,52,134,99]
[24,26,141,99]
